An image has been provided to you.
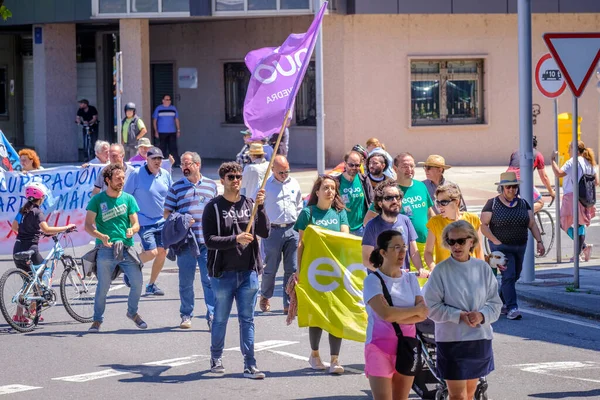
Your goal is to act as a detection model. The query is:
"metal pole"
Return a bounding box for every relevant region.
[116,51,123,145]
[314,0,325,174]
[572,97,580,288]
[554,98,561,263]
[518,0,535,282]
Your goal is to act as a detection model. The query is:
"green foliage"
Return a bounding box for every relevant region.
[565,285,576,293]
[0,5,11,21]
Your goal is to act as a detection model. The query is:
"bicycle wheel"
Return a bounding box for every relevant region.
[60,256,95,323]
[535,209,554,257]
[0,268,37,332]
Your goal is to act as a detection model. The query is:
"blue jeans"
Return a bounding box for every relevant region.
[94,246,143,322]
[176,245,214,320]
[261,225,298,309]
[489,243,526,310]
[210,270,259,368]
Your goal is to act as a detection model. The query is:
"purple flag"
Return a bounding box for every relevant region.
[243,2,327,141]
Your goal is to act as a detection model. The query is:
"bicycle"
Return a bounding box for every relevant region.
[79,122,93,162]
[483,196,555,258]
[0,230,97,332]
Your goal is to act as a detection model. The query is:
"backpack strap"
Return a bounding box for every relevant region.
[373,271,405,338]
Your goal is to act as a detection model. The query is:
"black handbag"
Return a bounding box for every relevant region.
[374,271,422,376]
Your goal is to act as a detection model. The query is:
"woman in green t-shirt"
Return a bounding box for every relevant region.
[294,175,349,375]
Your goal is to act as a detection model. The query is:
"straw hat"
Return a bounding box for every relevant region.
[495,172,521,186]
[248,142,265,156]
[418,155,451,169]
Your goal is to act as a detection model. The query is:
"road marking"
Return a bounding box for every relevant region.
[225,340,298,352]
[269,350,364,375]
[511,361,600,384]
[109,284,126,292]
[52,369,130,383]
[144,355,208,367]
[0,385,42,396]
[520,308,600,330]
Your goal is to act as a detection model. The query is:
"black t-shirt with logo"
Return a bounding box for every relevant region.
[77,106,98,123]
[15,205,45,244]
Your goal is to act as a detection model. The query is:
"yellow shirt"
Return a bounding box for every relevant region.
[426,212,481,263]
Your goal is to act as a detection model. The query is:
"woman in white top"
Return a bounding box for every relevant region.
[424,220,502,400]
[551,140,598,261]
[363,230,428,400]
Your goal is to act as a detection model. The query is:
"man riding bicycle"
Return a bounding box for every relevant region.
[506,136,555,213]
[75,99,99,161]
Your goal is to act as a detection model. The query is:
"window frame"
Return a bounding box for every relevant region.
[408,55,487,128]
[212,0,314,17]
[0,66,8,118]
[92,0,191,18]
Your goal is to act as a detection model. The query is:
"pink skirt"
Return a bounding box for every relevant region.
[560,192,596,231]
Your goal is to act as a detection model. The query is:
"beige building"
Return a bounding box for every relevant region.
[0,0,599,166]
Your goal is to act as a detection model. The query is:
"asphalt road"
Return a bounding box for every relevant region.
[1,263,599,400]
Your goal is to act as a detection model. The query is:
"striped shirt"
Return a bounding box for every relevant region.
[164,176,218,244]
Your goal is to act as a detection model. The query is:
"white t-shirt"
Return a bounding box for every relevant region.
[562,157,594,194]
[363,270,421,355]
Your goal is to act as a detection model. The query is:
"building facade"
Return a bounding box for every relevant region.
[0,0,599,165]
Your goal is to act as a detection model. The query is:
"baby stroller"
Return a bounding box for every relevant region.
[412,319,489,400]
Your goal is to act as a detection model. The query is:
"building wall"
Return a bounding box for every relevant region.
[322,13,600,166]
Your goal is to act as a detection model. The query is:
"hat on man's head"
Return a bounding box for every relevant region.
[418,155,451,170]
[147,147,165,159]
[78,99,89,105]
[248,142,265,156]
[495,172,521,186]
[135,137,153,148]
[240,129,252,136]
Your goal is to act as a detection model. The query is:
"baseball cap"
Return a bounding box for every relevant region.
[147,147,164,159]
[135,137,153,148]
[240,129,252,136]
[78,99,89,105]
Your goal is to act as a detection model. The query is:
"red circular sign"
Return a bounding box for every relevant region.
[535,53,567,98]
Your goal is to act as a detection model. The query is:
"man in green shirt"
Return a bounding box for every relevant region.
[333,150,373,236]
[85,163,146,333]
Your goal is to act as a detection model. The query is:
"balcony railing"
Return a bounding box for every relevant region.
[92,0,191,18]
[213,0,314,16]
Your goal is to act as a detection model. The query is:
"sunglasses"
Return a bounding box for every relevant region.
[435,199,454,207]
[226,174,243,181]
[423,166,436,171]
[383,195,401,202]
[346,162,361,168]
[446,237,469,246]
[504,185,519,190]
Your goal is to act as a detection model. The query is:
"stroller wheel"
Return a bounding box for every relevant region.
[434,388,448,400]
[475,377,489,400]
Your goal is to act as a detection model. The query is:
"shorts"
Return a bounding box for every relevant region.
[12,240,44,273]
[437,340,494,381]
[138,222,164,251]
[364,343,396,379]
[533,187,542,203]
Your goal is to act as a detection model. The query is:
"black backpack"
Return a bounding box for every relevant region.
[578,171,596,208]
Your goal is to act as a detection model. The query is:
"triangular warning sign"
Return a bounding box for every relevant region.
[543,33,600,98]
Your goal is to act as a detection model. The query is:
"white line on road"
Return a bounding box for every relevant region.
[268,350,364,375]
[52,369,130,383]
[520,307,600,330]
[0,385,42,396]
[109,284,126,292]
[511,362,600,384]
[144,355,209,367]
[225,340,299,352]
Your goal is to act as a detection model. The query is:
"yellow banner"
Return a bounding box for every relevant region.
[296,225,368,342]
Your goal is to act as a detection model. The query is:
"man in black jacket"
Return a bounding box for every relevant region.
[202,161,270,379]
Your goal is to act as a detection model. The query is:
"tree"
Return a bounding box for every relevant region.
[0,0,12,21]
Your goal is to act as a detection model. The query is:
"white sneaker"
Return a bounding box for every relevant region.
[243,366,265,379]
[308,354,326,370]
[507,308,522,320]
[329,359,344,375]
[180,316,192,329]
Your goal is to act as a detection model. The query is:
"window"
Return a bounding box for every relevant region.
[131,0,158,13]
[97,0,189,14]
[0,67,7,116]
[410,59,484,126]
[99,0,127,13]
[214,0,312,13]
[223,61,316,126]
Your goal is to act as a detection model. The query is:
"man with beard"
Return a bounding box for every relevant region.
[362,179,428,276]
[333,150,373,236]
[366,152,388,189]
[85,163,146,332]
[164,151,217,330]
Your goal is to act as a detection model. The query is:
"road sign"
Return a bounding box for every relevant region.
[535,53,566,98]
[543,33,600,98]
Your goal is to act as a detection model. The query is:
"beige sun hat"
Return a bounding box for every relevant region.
[495,172,521,186]
[248,142,265,156]
[418,154,451,169]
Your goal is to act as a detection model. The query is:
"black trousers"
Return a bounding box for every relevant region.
[158,132,179,164]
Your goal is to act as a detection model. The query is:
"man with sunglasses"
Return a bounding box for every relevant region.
[333,150,374,236]
[164,152,217,330]
[362,179,427,276]
[419,154,467,214]
[202,162,270,379]
[124,147,172,296]
[259,155,303,314]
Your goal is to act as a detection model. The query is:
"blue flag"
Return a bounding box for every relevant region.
[0,130,21,171]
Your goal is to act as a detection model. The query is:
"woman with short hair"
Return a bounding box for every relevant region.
[424,220,502,400]
[18,149,43,172]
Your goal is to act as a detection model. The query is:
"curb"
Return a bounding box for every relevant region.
[517,290,600,321]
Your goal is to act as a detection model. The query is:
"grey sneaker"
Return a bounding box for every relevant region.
[244,366,266,379]
[507,308,522,320]
[210,358,225,374]
[126,312,148,329]
[146,283,165,296]
[88,321,101,333]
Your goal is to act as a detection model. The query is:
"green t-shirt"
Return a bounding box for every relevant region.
[339,174,366,231]
[86,191,140,247]
[294,205,349,233]
[368,180,433,243]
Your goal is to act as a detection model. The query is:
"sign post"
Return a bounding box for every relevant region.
[543,32,600,288]
[534,53,566,263]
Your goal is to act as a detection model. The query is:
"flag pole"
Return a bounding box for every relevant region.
[244,108,293,233]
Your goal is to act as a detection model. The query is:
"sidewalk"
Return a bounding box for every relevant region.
[516,262,600,321]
